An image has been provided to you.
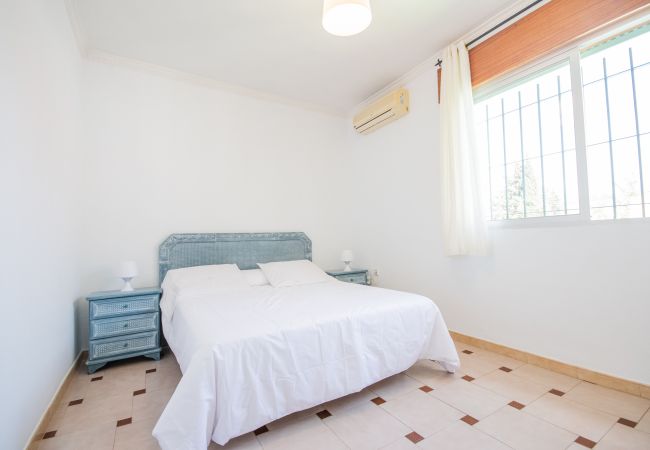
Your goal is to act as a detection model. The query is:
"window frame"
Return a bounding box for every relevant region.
[473,15,650,228]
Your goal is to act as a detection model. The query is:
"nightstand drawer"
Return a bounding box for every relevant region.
[89,331,159,360]
[90,313,159,340]
[335,273,367,284]
[90,294,159,319]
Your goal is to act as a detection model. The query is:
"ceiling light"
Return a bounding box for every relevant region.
[322,0,372,37]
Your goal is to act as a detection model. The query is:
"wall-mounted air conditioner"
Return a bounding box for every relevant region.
[353,88,409,134]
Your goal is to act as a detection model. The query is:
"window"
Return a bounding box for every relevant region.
[474,22,650,222]
[581,28,650,219]
[475,65,579,220]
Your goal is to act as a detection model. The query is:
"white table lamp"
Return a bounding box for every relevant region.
[118,261,138,292]
[341,250,354,272]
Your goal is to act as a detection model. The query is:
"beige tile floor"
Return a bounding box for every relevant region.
[33,342,650,450]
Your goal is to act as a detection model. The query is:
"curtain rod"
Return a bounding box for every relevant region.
[435,0,545,67]
[466,0,545,47]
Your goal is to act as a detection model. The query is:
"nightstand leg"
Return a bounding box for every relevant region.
[87,362,106,374]
[144,350,161,361]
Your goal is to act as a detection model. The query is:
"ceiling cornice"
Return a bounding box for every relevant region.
[64,0,528,120]
[85,49,346,118]
[64,0,345,118]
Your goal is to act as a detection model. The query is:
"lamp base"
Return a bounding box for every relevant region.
[343,263,352,272]
[121,277,134,292]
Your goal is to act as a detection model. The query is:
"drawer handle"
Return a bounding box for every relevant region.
[123,343,128,348]
[123,323,129,328]
[122,304,129,309]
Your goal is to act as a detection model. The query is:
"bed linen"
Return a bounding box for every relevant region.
[152,280,460,449]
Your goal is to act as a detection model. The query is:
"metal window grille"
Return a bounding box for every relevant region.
[581,26,650,219]
[475,64,580,220]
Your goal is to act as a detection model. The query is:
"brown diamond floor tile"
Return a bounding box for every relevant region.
[90,376,103,382]
[116,417,132,427]
[146,368,156,373]
[574,436,596,448]
[508,401,525,410]
[68,399,83,406]
[133,389,146,396]
[549,389,565,396]
[462,375,475,382]
[316,409,332,419]
[617,417,637,428]
[42,431,57,439]
[405,431,424,443]
[461,415,479,426]
[371,396,386,405]
[499,366,512,372]
[462,350,473,354]
[419,385,433,393]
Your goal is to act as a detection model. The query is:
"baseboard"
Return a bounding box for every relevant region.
[450,331,650,399]
[25,350,87,450]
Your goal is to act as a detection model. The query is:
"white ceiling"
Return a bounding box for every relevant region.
[70,0,517,114]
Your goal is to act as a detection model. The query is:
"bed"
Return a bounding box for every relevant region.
[152,232,460,449]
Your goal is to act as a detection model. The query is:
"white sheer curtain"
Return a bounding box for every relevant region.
[439,41,488,256]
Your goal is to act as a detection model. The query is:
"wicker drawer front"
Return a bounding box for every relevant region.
[90,331,159,360]
[90,295,158,319]
[336,273,367,284]
[90,313,159,340]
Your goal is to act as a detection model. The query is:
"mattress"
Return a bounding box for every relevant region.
[152,280,459,449]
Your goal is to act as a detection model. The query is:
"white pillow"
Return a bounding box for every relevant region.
[257,260,331,288]
[162,264,248,291]
[242,269,270,286]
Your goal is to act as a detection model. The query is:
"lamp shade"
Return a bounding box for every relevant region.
[322,0,372,37]
[340,250,354,262]
[117,261,138,278]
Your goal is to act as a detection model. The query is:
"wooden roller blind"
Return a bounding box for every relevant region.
[468,0,650,88]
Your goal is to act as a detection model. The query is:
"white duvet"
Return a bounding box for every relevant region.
[152,280,460,449]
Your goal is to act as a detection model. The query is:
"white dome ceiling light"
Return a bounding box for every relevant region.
[322,0,372,37]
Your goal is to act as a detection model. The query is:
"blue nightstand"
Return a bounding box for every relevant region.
[86,287,162,374]
[326,269,369,285]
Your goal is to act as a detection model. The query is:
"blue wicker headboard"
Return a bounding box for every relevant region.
[158,232,312,284]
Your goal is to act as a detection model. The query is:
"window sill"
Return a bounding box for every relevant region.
[487,215,649,229]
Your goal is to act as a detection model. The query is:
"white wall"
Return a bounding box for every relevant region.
[0,1,84,448]
[342,66,650,384]
[76,59,349,346]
